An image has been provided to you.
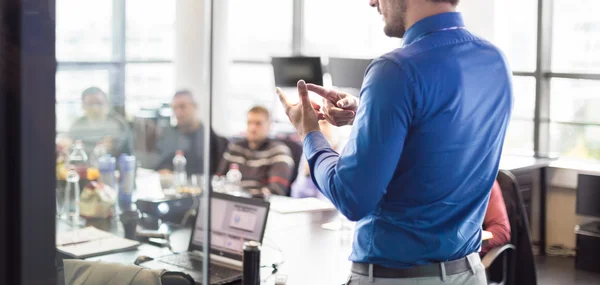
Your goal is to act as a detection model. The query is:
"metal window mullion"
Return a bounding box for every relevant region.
[513,71,536,77]
[57,62,120,71]
[111,0,126,114]
[534,0,553,158]
[547,72,600,81]
[292,0,304,55]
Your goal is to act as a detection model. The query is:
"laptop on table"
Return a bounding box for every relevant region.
[141,192,270,284]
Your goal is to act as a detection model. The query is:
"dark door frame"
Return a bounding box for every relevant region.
[1,0,57,284]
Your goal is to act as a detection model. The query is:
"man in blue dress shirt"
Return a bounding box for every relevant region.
[278,0,513,284]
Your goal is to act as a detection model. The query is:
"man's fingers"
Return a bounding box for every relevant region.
[306,83,338,102]
[276,87,291,110]
[310,100,321,111]
[337,97,357,109]
[297,80,312,110]
[328,107,355,119]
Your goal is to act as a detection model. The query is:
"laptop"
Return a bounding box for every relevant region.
[141,192,270,284]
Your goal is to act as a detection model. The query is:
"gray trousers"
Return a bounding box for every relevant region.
[345,253,487,285]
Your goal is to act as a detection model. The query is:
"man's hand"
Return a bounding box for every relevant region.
[306,84,359,126]
[277,80,321,139]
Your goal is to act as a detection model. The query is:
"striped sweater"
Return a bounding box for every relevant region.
[216,139,294,196]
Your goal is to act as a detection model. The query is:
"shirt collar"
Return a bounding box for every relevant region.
[402,12,465,46]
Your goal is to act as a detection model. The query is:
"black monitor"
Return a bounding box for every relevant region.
[576,174,600,218]
[271,57,323,87]
[328,57,373,90]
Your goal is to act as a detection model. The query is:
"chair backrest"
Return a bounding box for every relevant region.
[496,170,538,285]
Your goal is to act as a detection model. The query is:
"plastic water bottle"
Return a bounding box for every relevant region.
[69,140,88,180]
[226,163,243,195]
[64,166,82,228]
[118,154,136,212]
[173,150,188,188]
[98,155,116,189]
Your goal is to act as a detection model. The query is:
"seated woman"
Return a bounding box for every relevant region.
[481,180,511,255]
[290,121,338,199]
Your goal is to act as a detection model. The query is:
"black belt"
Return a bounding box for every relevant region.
[351,253,478,279]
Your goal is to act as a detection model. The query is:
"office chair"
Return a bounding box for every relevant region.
[491,170,538,285]
[482,243,515,285]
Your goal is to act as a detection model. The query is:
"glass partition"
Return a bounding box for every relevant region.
[54,0,213,282]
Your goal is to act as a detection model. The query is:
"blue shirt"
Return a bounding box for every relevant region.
[304,12,513,268]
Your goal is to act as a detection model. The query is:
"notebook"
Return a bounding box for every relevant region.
[56,226,140,259]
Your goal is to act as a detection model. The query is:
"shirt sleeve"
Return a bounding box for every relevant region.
[304,58,415,221]
[265,145,294,196]
[482,181,511,253]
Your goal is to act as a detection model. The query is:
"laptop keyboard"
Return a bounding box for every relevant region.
[159,254,240,278]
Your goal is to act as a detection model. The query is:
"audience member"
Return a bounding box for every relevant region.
[155,90,225,176]
[68,87,133,157]
[216,106,294,197]
[481,180,511,255]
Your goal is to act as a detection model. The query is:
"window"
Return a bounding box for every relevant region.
[56,69,111,133]
[550,124,600,160]
[552,0,600,74]
[303,0,400,58]
[504,121,535,156]
[503,76,536,155]
[549,79,600,160]
[125,63,175,116]
[545,0,600,161]
[493,0,538,72]
[56,0,113,62]
[56,0,175,130]
[126,0,175,61]
[512,76,537,120]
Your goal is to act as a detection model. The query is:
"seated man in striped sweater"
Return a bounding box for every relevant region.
[216,106,295,197]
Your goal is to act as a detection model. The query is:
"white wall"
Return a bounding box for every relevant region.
[175,0,230,134]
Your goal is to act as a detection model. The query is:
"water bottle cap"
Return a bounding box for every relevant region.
[176,150,184,156]
[230,163,239,170]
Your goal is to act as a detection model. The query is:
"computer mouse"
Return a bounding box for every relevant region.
[134,255,154,266]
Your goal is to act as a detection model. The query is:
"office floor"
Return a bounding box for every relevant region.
[537,256,600,285]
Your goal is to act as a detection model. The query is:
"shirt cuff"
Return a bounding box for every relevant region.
[303,131,332,160]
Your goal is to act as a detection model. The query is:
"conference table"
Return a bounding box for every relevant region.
[60,197,493,285]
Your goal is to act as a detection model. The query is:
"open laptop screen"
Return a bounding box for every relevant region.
[191,193,270,259]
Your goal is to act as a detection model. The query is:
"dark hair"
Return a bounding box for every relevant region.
[81,87,107,101]
[429,0,460,5]
[172,89,197,105]
[248,105,270,121]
